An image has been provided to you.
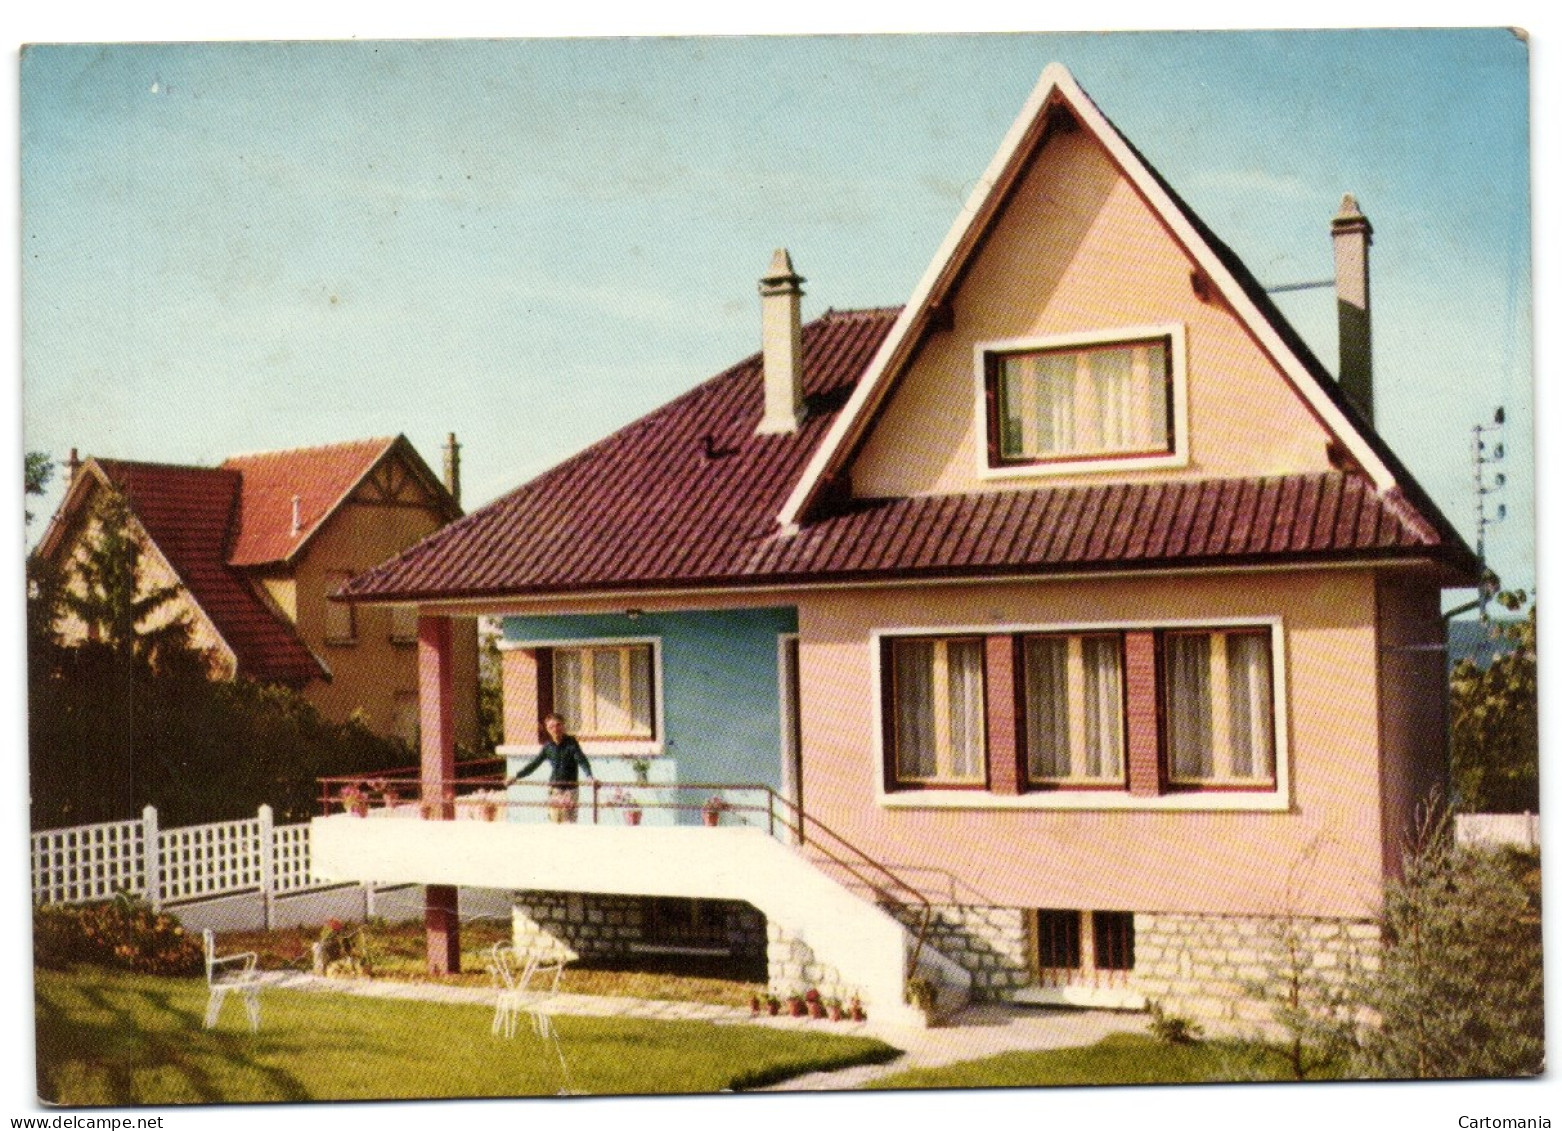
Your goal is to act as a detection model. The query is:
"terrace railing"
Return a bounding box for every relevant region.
[317,765,937,974]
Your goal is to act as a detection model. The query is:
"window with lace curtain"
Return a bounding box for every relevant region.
[988,335,1173,465]
[886,636,986,787]
[1023,633,1125,786]
[553,644,656,740]
[1163,628,1276,787]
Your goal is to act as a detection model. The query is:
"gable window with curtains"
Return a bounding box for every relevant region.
[553,644,656,741]
[990,336,1172,464]
[1163,628,1276,787]
[887,636,987,786]
[1023,633,1126,786]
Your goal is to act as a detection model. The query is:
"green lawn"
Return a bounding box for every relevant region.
[35,966,900,1105]
[866,1033,1308,1089]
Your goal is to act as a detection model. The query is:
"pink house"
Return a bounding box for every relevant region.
[314,65,1477,1026]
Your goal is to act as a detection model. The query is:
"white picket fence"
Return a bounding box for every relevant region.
[30,806,514,933]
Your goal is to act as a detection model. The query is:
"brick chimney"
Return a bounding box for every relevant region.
[757,249,805,435]
[1332,194,1374,424]
[442,432,461,508]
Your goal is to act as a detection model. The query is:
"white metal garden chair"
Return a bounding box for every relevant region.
[485,941,576,1093]
[202,929,262,1032]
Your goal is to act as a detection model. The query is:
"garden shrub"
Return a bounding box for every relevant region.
[33,897,203,976]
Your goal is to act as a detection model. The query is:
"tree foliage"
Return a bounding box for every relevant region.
[1450,596,1537,813]
[25,450,53,524]
[27,481,409,830]
[1353,805,1544,1079]
[478,626,505,752]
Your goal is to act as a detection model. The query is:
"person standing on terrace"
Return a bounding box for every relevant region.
[508,713,594,823]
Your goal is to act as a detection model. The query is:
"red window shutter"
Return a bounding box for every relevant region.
[984,635,1022,795]
[1123,631,1163,797]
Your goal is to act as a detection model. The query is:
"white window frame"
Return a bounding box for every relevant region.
[871,616,1288,812]
[1163,627,1278,789]
[974,323,1190,480]
[885,634,988,788]
[1022,632,1127,787]
[496,636,664,756]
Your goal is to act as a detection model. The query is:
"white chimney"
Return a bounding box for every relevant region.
[757,248,805,435]
[1331,194,1373,424]
[290,495,302,536]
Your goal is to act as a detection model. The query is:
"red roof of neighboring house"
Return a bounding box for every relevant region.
[339,308,1478,604]
[223,438,398,566]
[91,460,326,685]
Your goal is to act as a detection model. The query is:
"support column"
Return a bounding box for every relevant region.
[419,614,460,974]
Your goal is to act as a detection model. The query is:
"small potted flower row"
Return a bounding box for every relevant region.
[749,987,867,1022]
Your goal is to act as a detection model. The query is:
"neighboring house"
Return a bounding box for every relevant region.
[314,65,1478,1027]
[36,435,480,750]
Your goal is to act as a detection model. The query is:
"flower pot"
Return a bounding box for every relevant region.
[828,1005,844,1022]
[851,1004,867,1022]
[348,803,368,818]
[750,995,762,1016]
[807,1001,826,1020]
[766,1000,780,1016]
[625,810,642,826]
[702,812,720,827]
[788,1000,806,1018]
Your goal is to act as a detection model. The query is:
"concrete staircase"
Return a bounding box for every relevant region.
[312,814,971,1026]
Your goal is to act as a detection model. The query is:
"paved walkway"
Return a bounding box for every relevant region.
[253,971,1148,1091]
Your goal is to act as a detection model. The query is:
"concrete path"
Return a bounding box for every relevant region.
[252,970,1148,1091]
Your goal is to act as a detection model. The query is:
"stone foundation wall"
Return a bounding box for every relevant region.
[893,903,1380,1024]
[883,903,1029,1000]
[508,891,767,966]
[765,922,850,999]
[1130,912,1380,1033]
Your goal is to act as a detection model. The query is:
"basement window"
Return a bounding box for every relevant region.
[1034,909,1135,987]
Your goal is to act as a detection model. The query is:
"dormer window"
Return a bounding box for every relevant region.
[978,324,1188,478]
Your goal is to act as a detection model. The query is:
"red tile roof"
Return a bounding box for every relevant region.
[223,438,397,566]
[341,309,1478,604]
[93,460,326,685]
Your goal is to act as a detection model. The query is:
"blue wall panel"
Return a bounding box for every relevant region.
[503,607,797,792]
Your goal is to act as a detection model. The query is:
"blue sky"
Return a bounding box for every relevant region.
[20,30,1534,595]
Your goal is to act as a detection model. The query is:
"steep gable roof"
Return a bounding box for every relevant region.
[777,63,1403,529]
[224,435,458,566]
[55,459,327,685]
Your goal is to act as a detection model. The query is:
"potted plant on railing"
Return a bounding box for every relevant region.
[702,794,730,827]
[825,995,844,1022]
[338,780,384,817]
[605,788,643,826]
[787,990,807,1018]
[849,992,867,1022]
[764,992,781,1017]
